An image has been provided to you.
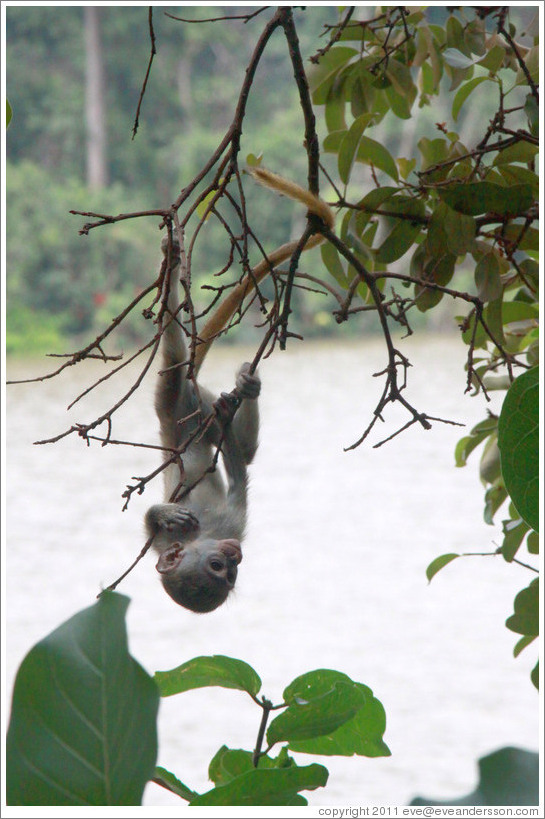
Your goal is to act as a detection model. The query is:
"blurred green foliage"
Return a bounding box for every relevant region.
[6,6,335,352]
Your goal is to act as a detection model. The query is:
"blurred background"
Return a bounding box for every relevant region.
[5,5,539,808]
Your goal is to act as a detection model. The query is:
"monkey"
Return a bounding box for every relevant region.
[146,168,334,613]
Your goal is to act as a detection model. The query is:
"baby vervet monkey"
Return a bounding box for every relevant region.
[146,168,334,613]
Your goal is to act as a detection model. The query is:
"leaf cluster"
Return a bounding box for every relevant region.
[310,5,538,689]
[6,594,390,806]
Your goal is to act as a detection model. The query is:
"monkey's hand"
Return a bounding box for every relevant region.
[236,363,261,400]
[214,392,239,427]
[145,503,200,539]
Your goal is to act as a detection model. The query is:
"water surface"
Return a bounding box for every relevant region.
[6,336,538,806]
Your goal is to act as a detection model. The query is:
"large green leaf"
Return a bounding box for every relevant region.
[497,367,539,532]
[267,680,365,745]
[6,593,159,806]
[411,747,539,806]
[438,182,533,216]
[287,686,390,758]
[155,654,261,697]
[189,764,328,806]
[269,670,390,758]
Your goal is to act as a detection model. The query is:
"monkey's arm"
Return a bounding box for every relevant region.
[231,363,260,465]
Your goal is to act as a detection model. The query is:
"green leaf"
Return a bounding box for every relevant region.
[484,480,508,524]
[209,746,294,787]
[526,531,539,555]
[385,58,417,119]
[155,655,261,698]
[268,678,366,744]
[6,593,159,806]
[497,368,539,532]
[7,99,12,128]
[321,242,349,288]
[426,553,460,582]
[513,635,536,658]
[411,747,539,806]
[309,46,357,102]
[287,683,390,758]
[338,114,375,183]
[442,205,476,254]
[196,188,218,220]
[524,94,539,137]
[190,764,328,806]
[493,140,539,166]
[452,76,490,120]
[501,224,538,252]
[464,18,486,57]
[475,251,502,301]
[397,157,416,180]
[438,182,534,216]
[477,44,506,73]
[374,199,425,263]
[414,246,457,312]
[506,578,539,637]
[496,165,538,197]
[356,135,399,182]
[374,220,421,264]
[515,46,538,87]
[153,767,197,801]
[272,670,390,758]
[418,137,448,173]
[455,435,484,467]
[323,129,346,154]
[246,153,263,167]
[325,83,347,133]
[500,517,529,562]
[443,48,475,69]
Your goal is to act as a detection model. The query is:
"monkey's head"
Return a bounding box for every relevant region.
[155,538,242,613]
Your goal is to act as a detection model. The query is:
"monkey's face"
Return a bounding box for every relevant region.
[156,538,242,613]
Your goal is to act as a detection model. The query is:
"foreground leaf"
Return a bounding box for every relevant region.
[271,670,390,758]
[6,593,159,806]
[267,680,365,744]
[411,746,539,805]
[155,655,261,697]
[497,368,539,532]
[190,764,328,806]
[209,746,295,787]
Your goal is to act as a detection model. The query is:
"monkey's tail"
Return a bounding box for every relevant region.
[193,168,334,373]
[249,167,335,231]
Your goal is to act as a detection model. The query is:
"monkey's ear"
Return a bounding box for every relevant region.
[156,544,184,574]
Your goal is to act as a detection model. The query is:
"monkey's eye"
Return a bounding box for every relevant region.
[209,558,225,573]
